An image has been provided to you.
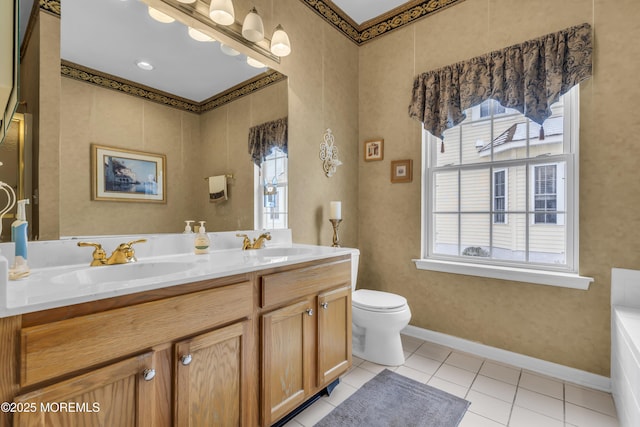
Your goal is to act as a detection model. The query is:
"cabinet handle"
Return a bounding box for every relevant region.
[306,308,314,316]
[181,354,193,366]
[321,302,329,309]
[142,368,156,381]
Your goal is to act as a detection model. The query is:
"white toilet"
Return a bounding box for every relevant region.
[350,252,412,366]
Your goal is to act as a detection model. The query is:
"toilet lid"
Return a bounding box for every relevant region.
[352,290,407,311]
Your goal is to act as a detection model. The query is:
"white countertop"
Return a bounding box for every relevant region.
[0,231,358,317]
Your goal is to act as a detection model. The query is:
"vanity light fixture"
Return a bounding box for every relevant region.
[270,25,291,57]
[136,60,155,71]
[188,27,214,42]
[242,7,264,43]
[246,56,265,68]
[209,0,235,26]
[148,6,175,23]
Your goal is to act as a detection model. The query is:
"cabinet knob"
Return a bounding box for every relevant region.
[142,368,156,381]
[181,354,193,366]
[306,308,314,316]
[321,302,329,309]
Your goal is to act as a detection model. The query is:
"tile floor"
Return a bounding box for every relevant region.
[284,335,619,427]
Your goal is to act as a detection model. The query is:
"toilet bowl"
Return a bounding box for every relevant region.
[350,252,412,366]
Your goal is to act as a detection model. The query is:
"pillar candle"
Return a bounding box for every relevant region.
[330,201,342,219]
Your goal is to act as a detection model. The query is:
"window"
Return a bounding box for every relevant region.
[417,87,590,289]
[493,169,506,224]
[254,147,288,230]
[480,99,506,118]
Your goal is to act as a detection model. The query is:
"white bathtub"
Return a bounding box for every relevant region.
[611,268,640,427]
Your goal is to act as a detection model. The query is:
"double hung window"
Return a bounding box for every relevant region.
[255,147,288,230]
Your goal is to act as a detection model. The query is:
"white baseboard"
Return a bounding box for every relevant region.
[402,324,611,392]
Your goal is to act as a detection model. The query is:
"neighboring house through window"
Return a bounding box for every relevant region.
[420,87,579,277]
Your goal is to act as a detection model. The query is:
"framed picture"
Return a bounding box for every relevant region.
[364,139,384,161]
[391,159,413,183]
[91,144,166,203]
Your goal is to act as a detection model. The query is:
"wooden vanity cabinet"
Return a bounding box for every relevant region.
[260,258,352,426]
[11,277,255,427]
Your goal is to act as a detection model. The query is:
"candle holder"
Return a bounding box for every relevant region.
[329,219,342,247]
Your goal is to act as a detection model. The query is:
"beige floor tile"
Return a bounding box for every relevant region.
[322,381,357,407]
[479,360,521,385]
[293,399,334,427]
[565,402,620,427]
[359,360,390,375]
[395,365,432,383]
[341,366,376,388]
[466,390,512,425]
[460,411,506,426]
[428,376,469,399]
[509,405,564,427]
[404,353,443,375]
[446,351,484,373]
[514,387,564,421]
[518,371,564,399]
[471,375,517,403]
[435,363,477,388]
[564,383,617,417]
[414,341,452,362]
[400,334,423,353]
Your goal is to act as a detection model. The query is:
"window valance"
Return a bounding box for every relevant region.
[408,23,592,140]
[248,117,288,166]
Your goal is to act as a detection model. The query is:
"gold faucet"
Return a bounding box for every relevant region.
[236,232,271,250]
[78,239,147,266]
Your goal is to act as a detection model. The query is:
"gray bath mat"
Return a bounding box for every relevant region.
[315,369,470,427]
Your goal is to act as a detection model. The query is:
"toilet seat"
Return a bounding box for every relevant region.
[352,289,408,313]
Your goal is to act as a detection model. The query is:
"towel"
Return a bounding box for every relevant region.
[208,175,228,202]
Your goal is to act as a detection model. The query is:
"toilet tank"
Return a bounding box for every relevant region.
[350,250,360,291]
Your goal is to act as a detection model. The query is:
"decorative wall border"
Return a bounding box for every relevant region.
[61,60,287,114]
[301,0,467,45]
[39,0,60,17]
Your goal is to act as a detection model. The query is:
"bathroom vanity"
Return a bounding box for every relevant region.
[0,232,355,427]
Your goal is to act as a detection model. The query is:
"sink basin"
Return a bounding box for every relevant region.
[51,261,197,286]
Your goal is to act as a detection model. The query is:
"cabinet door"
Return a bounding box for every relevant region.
[174,321,248,427]
[13,351,157,427]
[317,286,352,386]
[262,298,315,425]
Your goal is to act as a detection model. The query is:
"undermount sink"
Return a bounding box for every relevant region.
[51,261,197,286]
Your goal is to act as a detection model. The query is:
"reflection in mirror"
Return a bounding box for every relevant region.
[0,113,31,242]
[20,0,288,240]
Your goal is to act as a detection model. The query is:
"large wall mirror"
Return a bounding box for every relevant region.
[20,0,288,240]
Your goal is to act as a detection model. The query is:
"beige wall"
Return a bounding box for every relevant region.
[358,0,640,376]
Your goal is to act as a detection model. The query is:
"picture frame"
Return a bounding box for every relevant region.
[391,159,413,183]
[91,144,166,203]
[364,139,384,161]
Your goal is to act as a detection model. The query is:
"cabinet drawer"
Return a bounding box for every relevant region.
[261,259,350,308]
[21,281,252,387]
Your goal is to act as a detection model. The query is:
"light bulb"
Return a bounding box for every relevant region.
[188,27,214,42]
[246,57,265,68]
[270,24,291,57]
[148,6,175,23]
[220,44,240,56]
[242,7,264,43]
[209,0,235,26]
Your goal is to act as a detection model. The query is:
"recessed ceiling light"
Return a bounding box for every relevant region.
[136,61,154,71]
[148,6,175,23]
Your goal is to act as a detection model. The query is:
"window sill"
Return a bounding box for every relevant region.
[412,259,593,290]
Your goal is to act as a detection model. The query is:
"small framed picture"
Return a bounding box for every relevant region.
[391,159,413,183]
[364,139,384,161]
[91,144,166,203]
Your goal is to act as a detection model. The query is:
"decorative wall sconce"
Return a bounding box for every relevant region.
[319,128,342,178]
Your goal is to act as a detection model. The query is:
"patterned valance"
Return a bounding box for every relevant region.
[408,23,592,140]
[248,117,288,166]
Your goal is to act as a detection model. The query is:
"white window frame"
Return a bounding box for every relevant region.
[414,87,593,290]
[492,168,508,225]
[254,147,288,230]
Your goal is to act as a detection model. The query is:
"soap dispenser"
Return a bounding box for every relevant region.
[10,199,30,279]
[194,221,210,254]
[183,220,194,233]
